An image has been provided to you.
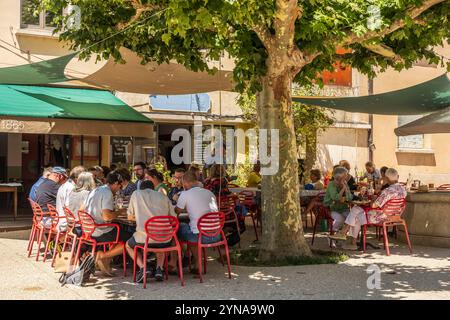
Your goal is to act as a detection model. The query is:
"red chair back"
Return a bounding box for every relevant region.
[197,212,225,238]
[218,195,238,222]
[77,210,97,239]
[381,198,406,217]
[437,184,450,190]
[144,216,179,243]
[28,198,45,224]
[47,204,60,228]
[314,203,333,220]
[63,207,78,231]
[227,183,240,188]
[238,190,255,206]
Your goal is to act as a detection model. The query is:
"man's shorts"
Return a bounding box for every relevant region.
[177,222,221,244]
[93,227,133,244]
[126,236,172,249]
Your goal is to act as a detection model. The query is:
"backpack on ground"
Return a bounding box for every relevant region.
[58,254,96,286]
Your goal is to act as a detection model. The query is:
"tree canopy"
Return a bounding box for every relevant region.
[46,0,450,95]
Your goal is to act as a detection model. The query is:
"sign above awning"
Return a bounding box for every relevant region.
[293,73,450,115]
[0,85,154,138]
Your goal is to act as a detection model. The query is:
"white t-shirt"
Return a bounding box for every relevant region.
[56,180,75,229]
[56,180,75,216]
[84,185,114,237]
[176,187,218,234]
[127,189,176,243]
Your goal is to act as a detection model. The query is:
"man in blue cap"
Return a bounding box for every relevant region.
[35,166,68,228]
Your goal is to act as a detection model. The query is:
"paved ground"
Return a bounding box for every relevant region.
[0,227,449,300]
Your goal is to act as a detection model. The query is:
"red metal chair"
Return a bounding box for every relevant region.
[74,210,127,276]
[362,198,412,256]
[311,203,334,246]
[238,190,259,241]
[184,212,232,283]
[437,184,450,190]
[42,204,66,263]
[218,195,241,248]
[27,199,50,259]
[133,216,184,288]
[51,207,80,267]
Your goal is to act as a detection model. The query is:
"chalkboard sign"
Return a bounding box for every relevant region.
[111,137,132,164]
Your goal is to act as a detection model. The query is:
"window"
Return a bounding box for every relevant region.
[398,115,424,149]
[21,0,57,29]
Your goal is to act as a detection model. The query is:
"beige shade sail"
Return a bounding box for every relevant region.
[71,48,235,94]
[0,116,155,139]
[395,107,450,136]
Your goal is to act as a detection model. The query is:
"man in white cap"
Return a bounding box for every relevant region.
[35,166,68,228]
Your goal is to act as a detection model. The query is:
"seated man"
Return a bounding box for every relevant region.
[330,168,406,250]
[125,187,177,282]
[169,171,220,274]
[84,171,132,276]
[35,167,68,228]
[168,168,185,205]
[29,167,52,202]
[246,162,261,188]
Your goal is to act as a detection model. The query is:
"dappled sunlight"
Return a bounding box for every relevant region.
[248,271,282,283]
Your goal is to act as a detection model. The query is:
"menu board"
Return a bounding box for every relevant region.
[111,137,132,164]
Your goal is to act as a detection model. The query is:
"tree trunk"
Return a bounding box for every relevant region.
[304,129,318,182]
[257,72,312,260]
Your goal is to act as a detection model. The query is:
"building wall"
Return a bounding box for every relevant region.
[358,43,450,184]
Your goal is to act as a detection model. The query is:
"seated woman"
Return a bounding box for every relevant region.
[304,169,324,190]
[339,160,357,192]
[204,164,230,197]
[323,166,353,246]
[329,168,406,250]
[146,168,169,196]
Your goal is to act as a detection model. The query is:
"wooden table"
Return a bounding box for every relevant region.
[0,183,20,220]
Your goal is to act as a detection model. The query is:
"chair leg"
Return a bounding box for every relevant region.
[74,240,82,268]
[197,245,203,283]
[250,213,259,241]
[51,231,61,267]
[133,247,138,283]
[27,225,36,252]
[235,219,241,249]
[382,224,390,256]
[202,247,207,274]
[223,244,232,279]
[311,215,319,245]
[363,225,367,253]
[68,236,77,273]
[62,233,69,252]
[35,228,45,261]
[217,246,225,266]
[28,226,37,257]
[143,249,148,289]
[403,222,413,254]
[122,245,127,277]
[43,230,53,262]
[177,248,185,286]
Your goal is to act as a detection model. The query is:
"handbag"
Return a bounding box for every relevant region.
[53,252,73,273]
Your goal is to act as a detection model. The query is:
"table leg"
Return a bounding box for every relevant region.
[14,189,17,220]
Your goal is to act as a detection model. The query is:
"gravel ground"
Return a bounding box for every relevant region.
[0,228,449,300]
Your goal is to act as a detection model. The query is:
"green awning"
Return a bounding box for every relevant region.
[293,73,450,115]
[0,53,78,85]
[0,85,154,138]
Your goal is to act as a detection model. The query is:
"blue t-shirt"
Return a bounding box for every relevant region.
[29,176,45,202]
